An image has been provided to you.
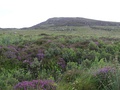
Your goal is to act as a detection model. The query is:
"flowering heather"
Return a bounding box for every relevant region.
[0,46,2,49]
[93,66,115,83]
[57,58,66,69]
[95,41,99,45]
[94,67,115,76]
[4,51,17,59]
[93,67,115,89]
[23,60,30,64]
[37,50,44,60]
[14,79,56,90]
[47,40,52,43]
[2,46,18,59]
[8,45,18,52]
[17,56,22,60]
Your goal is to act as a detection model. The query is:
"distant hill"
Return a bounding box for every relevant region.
[30,17,120,29]
[0,28,17,30]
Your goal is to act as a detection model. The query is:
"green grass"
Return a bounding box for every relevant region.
[0,26,120,38]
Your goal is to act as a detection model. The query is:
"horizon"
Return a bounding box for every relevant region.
[0,0,120,28]
[1,17,120,29]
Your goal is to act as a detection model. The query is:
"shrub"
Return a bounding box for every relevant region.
[82,50,99,61]
[0,57,20,69]
[62,48,77,62]
[13,69,32,82]
[110,67,120,90]
[62,69,81,83]
[57,58,66,71]
[93,67,115,90]
[72,73,96,90]
[88,41,99,51]
[0,69,18,90]
[29,58,41,78]
[66,62,80,70]
[81,59,91,68]
[14,79,56,90]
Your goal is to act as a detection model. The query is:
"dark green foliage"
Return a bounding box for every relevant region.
[13,69,32,82]
[62,48,77,62]
[0,69,18,90]
[81,59,92,68]
[88,41,99,51]
[0,57,20,69]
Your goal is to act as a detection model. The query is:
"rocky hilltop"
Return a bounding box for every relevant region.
[30,17,120,29]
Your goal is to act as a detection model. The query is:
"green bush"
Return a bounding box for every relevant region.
[88,41,99,51]
[13,69,32,81]
[110,67,120,90]
[62,48,77,62]
[92,67,115,90]
[81,59,91,68]
[0,69,18,90]
[72,74,96,90]
[66,62,80,70]
[62,69,81,83]
[0,57,20,69]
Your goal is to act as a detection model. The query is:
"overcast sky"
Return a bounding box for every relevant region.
[0,0,120,28]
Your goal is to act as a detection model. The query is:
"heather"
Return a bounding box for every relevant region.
[14,79,56,90]
[0,28,120,90]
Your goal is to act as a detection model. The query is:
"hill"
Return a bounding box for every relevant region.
[30,17,120,29]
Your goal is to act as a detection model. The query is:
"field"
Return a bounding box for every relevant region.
[0,26,120,90]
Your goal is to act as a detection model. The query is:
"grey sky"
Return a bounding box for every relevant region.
[0,0,120,28]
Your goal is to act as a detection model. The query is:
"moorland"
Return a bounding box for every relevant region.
[0,17,120,90]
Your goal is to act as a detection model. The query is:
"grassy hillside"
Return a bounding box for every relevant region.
[1,26,120,38]
[0,26,120,90]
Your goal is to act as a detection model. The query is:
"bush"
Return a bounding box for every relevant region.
[0,56,20,70]
[62,69,81,83]
[0,69,18,90]
[93,67,115,90]
[110,67,120,90]
[72,74,96,90]
[88,41,99,51]
[13,69,32,82]
[81,59,91,68]
[66,62,80,70]
[62,48,77,62]
[14,79,56,90]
